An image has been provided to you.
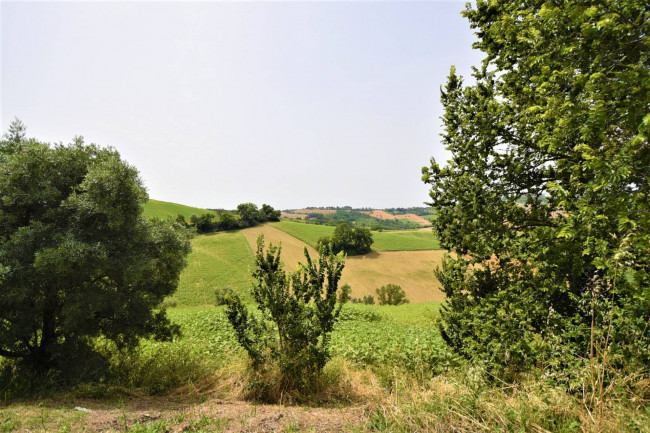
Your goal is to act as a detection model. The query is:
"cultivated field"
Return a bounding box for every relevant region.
[241,224,318,272]
[280,211,307,219]
[241,224,445,302]
[394,213,432,225]
[272,220,440,251]
[364,210,432,226]
[270,221,335,247]
[142,199,218,220]
[174,231,254,306]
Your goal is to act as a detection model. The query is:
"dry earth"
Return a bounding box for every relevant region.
[363,210,431,226]
[4,397,367,432]
[241,226,444,302]
[280,212,307,219]
[394,214,431,226]
[290,209,337,215]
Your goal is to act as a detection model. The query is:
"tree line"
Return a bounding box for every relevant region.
[177,202,281,234]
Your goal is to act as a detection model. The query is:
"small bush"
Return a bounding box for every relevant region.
[214,287,231,306]
[160,298,178,309]
[351,295,375,305]
[224,235,347,401]
[376,284,409,306]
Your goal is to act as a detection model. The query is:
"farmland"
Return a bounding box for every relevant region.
[3,302,645,432]
[142,199,218,220]
[173,230,254,306]
[239,224,445,302]
[271,220,441,251]
[170,222,445,304]
[2,204,647,432]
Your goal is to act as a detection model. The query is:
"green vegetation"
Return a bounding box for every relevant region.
[303,209,421,230]
[2,0,648,430]
[225,235,347,400]
[376,284,409,306]
[422,0,650,392]
[272,220,440,251]
[271,220,335,246]
[317,222,373,255]
[142,198,217,220]
[173,231,254,306]
[0,121,191,378]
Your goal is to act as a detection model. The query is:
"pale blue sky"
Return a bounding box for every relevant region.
[2,1,482,210]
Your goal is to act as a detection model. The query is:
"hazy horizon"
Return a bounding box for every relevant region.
[2,0,483,210]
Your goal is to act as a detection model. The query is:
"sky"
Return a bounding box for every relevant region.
[1,0,483,210]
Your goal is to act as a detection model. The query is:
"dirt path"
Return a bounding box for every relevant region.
[4,397,368,432]
[241,225,445,302]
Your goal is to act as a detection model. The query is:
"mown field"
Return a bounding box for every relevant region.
[172,230,254,306]
[271,220,441,251]
[142,199,218,220]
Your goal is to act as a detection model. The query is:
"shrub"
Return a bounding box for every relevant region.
[214,287,230,306]
[351,295,375,305]
[224,235,347,399]
[376,284,409,306]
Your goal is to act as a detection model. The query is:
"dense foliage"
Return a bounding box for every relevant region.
[423,0,650,381]
[376,284,409,306]
[0,120,192,376]
[318,222,373,255]
[224,235,347,396]
[304,209,422,230]
[178,203,280,233]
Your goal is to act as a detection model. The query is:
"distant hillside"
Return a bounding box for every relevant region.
[142,199,218,220]
[280,207,434,229]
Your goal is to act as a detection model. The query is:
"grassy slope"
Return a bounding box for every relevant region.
[373,230,441,251]
[270,221,335,246]
[142,198,218,220]
[173,231,254,306]
[272,220,441,251]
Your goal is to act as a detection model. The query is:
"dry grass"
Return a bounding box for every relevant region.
[342,250,445,302]
[241,225,318,272]
[5,366,646,432]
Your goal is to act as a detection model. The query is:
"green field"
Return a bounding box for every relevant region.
[271,220,336,246]
[173,231,254,306]
[143,198,218,220]
[272,220,441,251]
[161,302,448,374]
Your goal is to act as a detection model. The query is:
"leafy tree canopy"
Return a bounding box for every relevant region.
[422,0,649,378]
[0,121,192,376]
[318,222,373,256]
[376,284,409,306]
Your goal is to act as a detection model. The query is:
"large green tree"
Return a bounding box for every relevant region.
[422,0,649,377]
[0,121,192,376]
